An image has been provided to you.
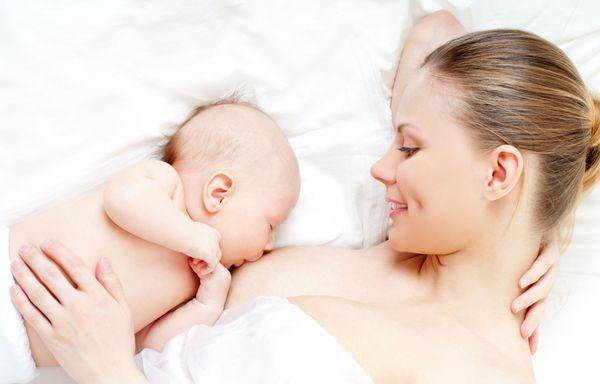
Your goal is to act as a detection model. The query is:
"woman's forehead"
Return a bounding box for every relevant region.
[395,76,446,129]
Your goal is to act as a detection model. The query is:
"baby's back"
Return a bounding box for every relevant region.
[8,189,197,366]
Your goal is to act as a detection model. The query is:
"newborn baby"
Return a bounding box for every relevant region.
[1,101,300,382]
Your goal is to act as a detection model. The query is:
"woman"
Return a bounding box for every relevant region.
[10,11,599,383]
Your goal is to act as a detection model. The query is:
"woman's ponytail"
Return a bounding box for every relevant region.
[583,94,600,194]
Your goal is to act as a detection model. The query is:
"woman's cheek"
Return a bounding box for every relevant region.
[389,168,465,255]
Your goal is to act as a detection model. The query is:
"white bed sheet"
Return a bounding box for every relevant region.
[1,0,598,383]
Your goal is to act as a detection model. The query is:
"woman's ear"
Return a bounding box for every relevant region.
[202,172,235,213]
[484,145,524,201]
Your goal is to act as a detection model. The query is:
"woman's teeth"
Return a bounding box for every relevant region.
[390,202,407,210]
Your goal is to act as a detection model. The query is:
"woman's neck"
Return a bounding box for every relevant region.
[417,218,542,355]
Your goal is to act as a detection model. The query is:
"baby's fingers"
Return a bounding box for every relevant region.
[512,266,556,314]
[201,252,223,276]
[189,259,208,276]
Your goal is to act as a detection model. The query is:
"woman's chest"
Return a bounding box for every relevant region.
[294,296,516,384]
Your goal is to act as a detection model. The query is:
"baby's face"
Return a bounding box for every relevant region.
[173,103,300,268]
[215,183,299,268]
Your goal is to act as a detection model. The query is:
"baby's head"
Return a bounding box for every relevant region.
[162,100,300,268]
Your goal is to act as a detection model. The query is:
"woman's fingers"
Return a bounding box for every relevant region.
[17,243,76,302]
[39,239,97,292]
[13,255,138,384]
[10,255,62,323]
[512,265,557,314]
[520,299,547,339]
[528,329,539,355]
[519,240,559,289]
[95,257,128,307]
[9,284,53,337]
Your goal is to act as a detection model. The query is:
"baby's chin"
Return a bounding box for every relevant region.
[223,258,249,269]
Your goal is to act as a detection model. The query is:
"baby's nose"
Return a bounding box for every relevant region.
[263,236,275,252]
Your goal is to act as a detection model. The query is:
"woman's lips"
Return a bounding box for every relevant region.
[389,201,408,217]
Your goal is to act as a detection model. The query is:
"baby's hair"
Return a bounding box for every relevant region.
[160,95,262,166]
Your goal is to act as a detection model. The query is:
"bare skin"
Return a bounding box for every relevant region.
[8,104,299,365]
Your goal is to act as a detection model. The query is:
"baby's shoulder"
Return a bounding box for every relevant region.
[109,159,178,180]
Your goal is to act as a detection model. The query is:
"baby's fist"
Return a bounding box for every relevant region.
[185,223,222,275]
[190,261,231,307]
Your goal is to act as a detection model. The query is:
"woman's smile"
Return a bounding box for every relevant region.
[387,199,408,217]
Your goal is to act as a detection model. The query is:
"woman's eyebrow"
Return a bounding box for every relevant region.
[396,123,419,134]
[396,123,418,132]
[396,123,426,142]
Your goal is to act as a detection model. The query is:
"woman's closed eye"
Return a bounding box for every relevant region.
[398,146,419,158]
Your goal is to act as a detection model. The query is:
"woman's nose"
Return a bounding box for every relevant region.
[371,152,397,186]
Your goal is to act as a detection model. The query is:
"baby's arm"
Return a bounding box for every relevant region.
[103,160,221,271]
[136,262,231,352]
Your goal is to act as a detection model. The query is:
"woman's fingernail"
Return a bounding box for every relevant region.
[18,244,32,257]
[10,258,25,272]
[519,277,531,289]
[9,284,21,297]
[99,257,112,273]
[512,302,522,314]
[40,239,53,248]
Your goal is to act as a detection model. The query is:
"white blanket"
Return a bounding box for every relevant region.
[136,297,374,384]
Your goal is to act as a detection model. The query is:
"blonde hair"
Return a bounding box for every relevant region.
[422,30,600,244]
[585,96,600,193]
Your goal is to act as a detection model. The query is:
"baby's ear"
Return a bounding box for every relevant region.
[203,172,235,213]
[483,145,524,201]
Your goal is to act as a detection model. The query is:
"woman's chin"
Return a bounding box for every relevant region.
[388,228,413,253]
[387,226,430,255]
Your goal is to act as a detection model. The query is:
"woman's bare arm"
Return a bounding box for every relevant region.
[391,10,467,118]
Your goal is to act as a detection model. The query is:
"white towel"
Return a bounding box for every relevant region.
[136,297,374,384]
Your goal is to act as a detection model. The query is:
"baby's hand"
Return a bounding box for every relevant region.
[185,223,222,275]
[189,260,231,308]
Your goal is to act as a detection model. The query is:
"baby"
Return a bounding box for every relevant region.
[1,101,300,382]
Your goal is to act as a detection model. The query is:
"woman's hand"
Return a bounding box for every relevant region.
[9,240,148,384]
[512,238,560,354]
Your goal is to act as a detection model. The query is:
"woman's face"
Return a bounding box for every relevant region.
[371,70,489,255]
